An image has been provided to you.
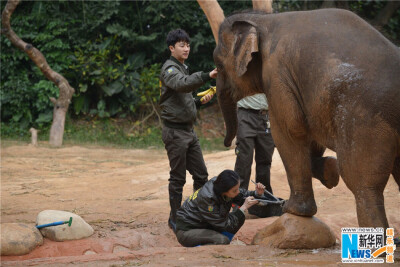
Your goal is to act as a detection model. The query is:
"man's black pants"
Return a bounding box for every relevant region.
[162,126,208,223]
[176,229,230,247]
[175,221,242,247]
[234,108,275,192]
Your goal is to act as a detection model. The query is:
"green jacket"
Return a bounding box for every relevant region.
[159,56,211,127]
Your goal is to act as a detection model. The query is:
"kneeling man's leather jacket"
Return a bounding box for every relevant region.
[176,177,257,233]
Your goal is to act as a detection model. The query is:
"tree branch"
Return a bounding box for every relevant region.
[2,0,75,105]
[252,0,273,13]
[150,100,162,128]
[129,109,155,133]
[2,0,75,147]
[197,0,225,44]
[2,0,75,102]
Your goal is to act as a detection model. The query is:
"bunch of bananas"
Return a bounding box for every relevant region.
[197,86,217,102]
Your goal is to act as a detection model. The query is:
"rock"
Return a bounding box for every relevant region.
[230,238,246,246]
[252,213,336,249]
[1,223,43,256]
[84,250,97,255]
[235,217,277,245]
[113,245,130,253]
[36,210,94,241]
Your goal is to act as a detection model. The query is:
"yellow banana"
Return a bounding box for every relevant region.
[209,86,216,95]
[197,86,217,102]
[197,88,211,97]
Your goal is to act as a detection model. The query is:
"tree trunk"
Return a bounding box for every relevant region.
[373,1,400,27]
[302,0,308,11]
[336,1,349,10]
[197,0,274,43]
[49,97,69,146]
[1,0,74,147]
[252,0,273,13]
[321,0,336,9]
[197,0,225,43]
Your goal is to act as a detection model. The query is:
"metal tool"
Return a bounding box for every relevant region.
[251,179,285,205]
[36,217,73,229]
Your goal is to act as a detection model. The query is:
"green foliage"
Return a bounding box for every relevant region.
[1,122,32,140]
[1,0,70,131]
[62,119,164,148]
[2,118,226,151]
[69,34,138,117]
[348,0,400,43]
[2,0,399,141]
[387,9,400,40]
[135,63,161,111]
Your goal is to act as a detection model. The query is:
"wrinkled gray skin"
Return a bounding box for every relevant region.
[214,9,400,228]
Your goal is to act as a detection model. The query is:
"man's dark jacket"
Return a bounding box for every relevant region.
[176,177,257,233]
[159,57,211,128]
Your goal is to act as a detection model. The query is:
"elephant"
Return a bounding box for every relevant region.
[214,8,400,228]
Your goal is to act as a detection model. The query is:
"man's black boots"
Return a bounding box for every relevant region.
[168,194,182,233]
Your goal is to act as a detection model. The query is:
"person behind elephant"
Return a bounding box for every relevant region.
[159,29,218,232]
[175,170,263,247]
[234,93,275,195]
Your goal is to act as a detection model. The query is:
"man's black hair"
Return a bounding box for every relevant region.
[213,170,240,196]
[166,29,190,47]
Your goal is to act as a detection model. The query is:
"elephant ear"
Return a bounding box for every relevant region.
[232,21,259,77]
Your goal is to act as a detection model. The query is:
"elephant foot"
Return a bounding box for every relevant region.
[283,191,317,217]
[312,157,339,189]
[321,157,339,189]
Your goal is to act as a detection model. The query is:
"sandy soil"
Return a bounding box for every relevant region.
[1,143,399,266]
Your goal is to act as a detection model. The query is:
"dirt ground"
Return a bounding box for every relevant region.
[1,142,399,266]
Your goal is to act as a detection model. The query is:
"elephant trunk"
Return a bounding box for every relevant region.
[217,80,237,147]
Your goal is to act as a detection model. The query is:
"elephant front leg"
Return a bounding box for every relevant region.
[283,149,317,216]
[274,134,317,217]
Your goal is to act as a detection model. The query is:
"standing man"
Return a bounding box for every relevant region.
[234,93,275,194]
[159,29,217,232]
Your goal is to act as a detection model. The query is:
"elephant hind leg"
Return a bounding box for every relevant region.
[337,141,394,228]
[339,160,390,228]
[310,141,339,189]
[392,157,400,191]
[353,186,389,228]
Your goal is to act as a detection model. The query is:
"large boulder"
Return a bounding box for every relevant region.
[252,213,336,249]
[36,210,94,241]
[1,223,43,256]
